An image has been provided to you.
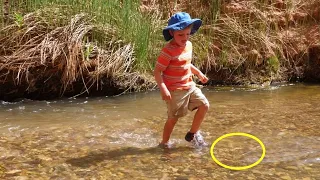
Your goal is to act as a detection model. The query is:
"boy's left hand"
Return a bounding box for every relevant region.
[198,73,209,84]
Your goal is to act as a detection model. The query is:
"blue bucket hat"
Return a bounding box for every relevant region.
[163,12,202,41]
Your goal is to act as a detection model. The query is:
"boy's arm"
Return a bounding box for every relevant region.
[190,64,209,84]
[154,66,172,101]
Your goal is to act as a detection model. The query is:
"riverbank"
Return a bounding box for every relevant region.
[1,0,320,101]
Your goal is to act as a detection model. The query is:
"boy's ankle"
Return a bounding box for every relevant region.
[158,142,174,149]
[185,132,195,142]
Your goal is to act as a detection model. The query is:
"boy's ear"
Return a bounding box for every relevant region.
[169,30,174,37]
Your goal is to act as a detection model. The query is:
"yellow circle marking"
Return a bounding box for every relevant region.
[210,132,266,170]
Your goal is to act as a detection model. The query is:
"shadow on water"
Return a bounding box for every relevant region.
[66,146,194,168]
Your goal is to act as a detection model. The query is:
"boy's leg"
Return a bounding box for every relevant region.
[161,90,190,145]
[186,87,209,144]
[189,103,209,133]
[161,118,178,144]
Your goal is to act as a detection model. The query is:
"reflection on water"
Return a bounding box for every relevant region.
[0,83,319,179]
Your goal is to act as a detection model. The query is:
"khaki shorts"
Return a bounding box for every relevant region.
[166,87,209,119]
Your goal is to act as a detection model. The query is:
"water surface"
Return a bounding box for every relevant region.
[0,84,319,179]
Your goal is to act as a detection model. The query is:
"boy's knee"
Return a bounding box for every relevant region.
[200,103,209,111]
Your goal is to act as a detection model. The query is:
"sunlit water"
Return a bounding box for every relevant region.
[0,84,319,179]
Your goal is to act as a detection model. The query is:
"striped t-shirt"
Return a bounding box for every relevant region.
[156,41,195,91]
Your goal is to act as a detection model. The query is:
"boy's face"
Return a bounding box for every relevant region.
[170,26,192,47]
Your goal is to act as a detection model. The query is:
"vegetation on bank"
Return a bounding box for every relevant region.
[0,0,320,101]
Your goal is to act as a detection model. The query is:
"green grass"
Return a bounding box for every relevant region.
[1,0,317,85]
[267,55,280,73]
[1,0,162,72]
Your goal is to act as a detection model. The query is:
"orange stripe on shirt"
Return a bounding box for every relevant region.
[155,41,195,90]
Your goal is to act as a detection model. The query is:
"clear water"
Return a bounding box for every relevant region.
[0,83,319,179]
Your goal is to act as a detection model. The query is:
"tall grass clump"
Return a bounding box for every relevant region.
[192,0,298,83]
[156,0,320,84]
[0,1,163,99]
[209,10,284,83]
[1,0,162,72]
[2,0,319,94]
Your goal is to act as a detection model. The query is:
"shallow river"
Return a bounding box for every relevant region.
[0,83,319,179]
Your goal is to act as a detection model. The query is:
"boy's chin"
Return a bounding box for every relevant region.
[178,42,187,47]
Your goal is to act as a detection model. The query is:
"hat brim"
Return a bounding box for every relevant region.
[163,19,202,41]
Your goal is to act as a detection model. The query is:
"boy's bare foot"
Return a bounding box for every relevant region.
[158,142,174,149]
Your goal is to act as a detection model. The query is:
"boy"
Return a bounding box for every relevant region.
[154,12,210,148]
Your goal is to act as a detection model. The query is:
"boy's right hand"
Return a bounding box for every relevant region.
[160,87,172,101]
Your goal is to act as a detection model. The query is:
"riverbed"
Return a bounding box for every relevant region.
[0,83,319,179]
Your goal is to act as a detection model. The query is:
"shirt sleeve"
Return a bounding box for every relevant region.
[156,48,171,71]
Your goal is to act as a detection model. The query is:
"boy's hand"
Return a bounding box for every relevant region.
[190,65,209,84]
[160,87,172,101]
[198,73,209,84]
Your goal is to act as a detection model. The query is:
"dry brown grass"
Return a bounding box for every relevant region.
[0,10,154,99]
[1,0,320,100]
[154,0,320,84]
